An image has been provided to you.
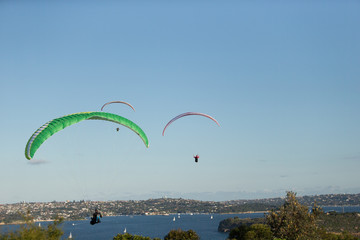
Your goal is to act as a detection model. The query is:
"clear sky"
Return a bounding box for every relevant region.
[1,0,359,204]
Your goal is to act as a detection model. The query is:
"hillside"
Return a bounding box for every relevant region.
[1,193,359,224]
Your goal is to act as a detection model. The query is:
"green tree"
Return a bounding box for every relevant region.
[228,224,273,240]
[228,225,250,240]
[113,233,161,240]
[246,224,273,240]
[0,212,65,240]
[164,229,200,240]
[317,229,358,240]
[266,191,320,240]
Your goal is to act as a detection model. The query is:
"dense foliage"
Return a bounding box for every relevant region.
[265,192,359,239]
[224,192,359,240]
[228,224,273,240]
[113,233,161,240]
[163,229,200,240]
[218,216,266,232]
[266,191,321,239]
[317,212,360,234]
[113,229,200,240]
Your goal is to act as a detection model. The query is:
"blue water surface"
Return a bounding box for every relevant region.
[62,213,265,240]
[0,213,264,240]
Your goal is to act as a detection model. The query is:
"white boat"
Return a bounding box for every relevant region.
[69,232,72,239]
[124,227,127,233]
[210,215,213,219]
[173,217,176,221]
[38,223,41,227]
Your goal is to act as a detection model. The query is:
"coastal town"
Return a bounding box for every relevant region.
[1,193,359,224]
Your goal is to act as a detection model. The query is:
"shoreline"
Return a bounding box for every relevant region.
[0,219,54,226]
[0,211,268,226]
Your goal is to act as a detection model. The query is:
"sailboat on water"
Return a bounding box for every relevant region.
[124,227,127,233]
[173,217,176,222]
[69,232,72,239]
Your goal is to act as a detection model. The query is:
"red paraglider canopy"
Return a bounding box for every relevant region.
[162,112,220,136]
[101,101,135,112]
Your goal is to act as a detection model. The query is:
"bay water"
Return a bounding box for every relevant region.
[1,213,264,240]
[61,213,266,240]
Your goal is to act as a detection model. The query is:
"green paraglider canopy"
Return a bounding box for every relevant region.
[25,111,149,160]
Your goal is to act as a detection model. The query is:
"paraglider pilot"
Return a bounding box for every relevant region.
[90,209,102,225]
[194,154,199,163]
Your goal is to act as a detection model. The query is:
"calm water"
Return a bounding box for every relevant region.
[1,213,265,240]
[59,213,266,240]
[1,206,359,240]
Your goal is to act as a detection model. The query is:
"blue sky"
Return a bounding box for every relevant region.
[1,0,359,204]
